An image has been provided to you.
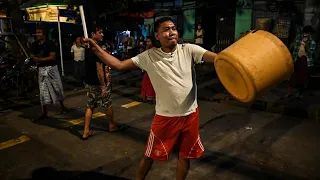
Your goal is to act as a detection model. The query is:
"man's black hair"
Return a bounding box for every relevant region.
[36,25,48,36]
[89,25,103,37]
[303,25,314,34]
[154,17,174,32]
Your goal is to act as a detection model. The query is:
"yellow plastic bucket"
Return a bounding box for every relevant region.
[214,30,293,103]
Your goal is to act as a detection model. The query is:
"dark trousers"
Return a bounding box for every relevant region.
[73,60,85,83]
[289,56,310,95]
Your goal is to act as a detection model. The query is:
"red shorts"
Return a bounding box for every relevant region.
[144,108,204,161]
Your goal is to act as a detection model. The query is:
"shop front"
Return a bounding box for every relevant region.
[243,0,307,47]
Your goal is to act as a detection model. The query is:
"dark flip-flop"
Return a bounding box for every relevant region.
[147,100,155,105]
[60,108,70,114]
[81,131,95,140]
[108,125,125,133]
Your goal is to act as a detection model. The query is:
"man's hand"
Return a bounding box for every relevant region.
[33,57,40,62]
[83,38,96,50]
[101,86,107,97]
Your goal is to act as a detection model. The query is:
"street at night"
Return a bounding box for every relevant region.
[1,82,319,180]
[1,0,320,179]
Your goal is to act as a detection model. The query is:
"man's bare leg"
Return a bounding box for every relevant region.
[41,105,48,116]
[136,156,153,180]
[59,100,68,113]
[176,156,190,180]
[83,107,94,138]
[105,106,118,131]
[35,105,48,121]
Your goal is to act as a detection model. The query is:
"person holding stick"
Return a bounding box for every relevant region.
[84,17,217,180]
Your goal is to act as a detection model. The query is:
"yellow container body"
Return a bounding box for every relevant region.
[214,30,293,103]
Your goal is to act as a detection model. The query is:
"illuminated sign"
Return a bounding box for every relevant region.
[26,5,76,23]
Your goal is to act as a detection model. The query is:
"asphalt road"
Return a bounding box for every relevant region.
[0,84,319,180]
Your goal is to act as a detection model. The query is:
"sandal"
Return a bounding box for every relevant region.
[108,125,125,133]
[81,131,95,140]
[60,108,70,114]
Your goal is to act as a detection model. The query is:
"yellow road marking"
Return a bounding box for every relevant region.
[121,101,142,108]
[59,112,106,128]
[0,135,30,151]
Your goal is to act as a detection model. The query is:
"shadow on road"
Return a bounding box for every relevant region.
[115,112,307,179]
[21,167,129,180]
[18,107,108,139]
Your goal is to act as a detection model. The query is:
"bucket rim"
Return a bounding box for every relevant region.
[215,52,256,103]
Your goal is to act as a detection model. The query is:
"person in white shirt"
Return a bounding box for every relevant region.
[84,17,217,180]
[195,24,204,46]
[71,37,85,84]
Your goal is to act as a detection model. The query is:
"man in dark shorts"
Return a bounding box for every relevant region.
[84,17,217,179]
[82,26,121,140]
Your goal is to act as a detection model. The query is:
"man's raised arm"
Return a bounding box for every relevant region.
[85,38,138,71]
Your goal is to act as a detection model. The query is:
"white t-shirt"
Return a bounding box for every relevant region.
[71,45,85,61]
[195,29,204,44]
[131,44,207,117]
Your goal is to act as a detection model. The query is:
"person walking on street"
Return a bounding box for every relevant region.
[82,25,123,140]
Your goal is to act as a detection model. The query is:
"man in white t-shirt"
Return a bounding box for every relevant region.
[85,17,217,180]
[71,37,85,84]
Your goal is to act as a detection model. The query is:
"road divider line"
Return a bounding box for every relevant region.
[121,101,142,108]
[59,112,106,128]
[0,135,30,151]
